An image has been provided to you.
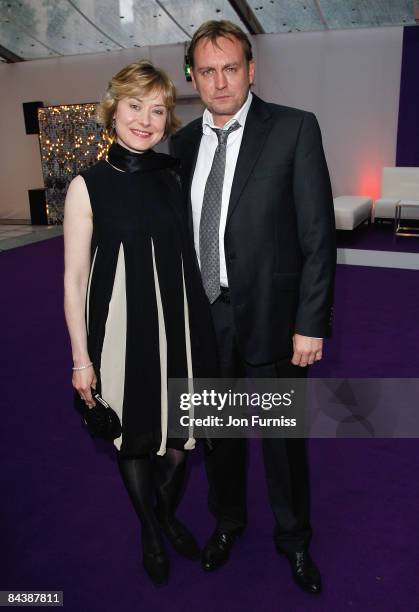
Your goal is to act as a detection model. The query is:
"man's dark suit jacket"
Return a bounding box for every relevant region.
[171,93,336,365]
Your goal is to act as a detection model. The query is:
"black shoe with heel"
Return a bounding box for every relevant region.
[142,534,169,586]
[155,508,200,560]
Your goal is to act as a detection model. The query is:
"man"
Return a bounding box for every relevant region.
[171,20,336,594]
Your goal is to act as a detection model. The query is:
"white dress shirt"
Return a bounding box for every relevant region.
[191,90,253,288]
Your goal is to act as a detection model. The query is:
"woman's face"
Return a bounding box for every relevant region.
[114,90,168,153]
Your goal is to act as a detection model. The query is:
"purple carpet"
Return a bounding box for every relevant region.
[336,222,419,253]
[2,237,419,611]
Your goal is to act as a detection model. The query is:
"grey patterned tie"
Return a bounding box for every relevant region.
[199,121,241,303]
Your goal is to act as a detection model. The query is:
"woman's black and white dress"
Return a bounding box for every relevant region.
[80,143,217,458]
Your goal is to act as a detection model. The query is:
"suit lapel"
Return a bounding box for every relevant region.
[227,95,272,224]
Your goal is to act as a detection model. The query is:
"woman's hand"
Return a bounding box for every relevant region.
[73,366,97,408]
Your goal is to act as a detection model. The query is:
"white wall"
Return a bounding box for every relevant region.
[0,27,402,220]
[256,27,403,198]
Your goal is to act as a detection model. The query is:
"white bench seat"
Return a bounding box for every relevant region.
[333,196,372,230]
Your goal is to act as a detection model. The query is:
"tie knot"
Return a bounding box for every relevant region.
[212,120,240,146]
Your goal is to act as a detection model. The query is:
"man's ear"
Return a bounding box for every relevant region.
[248,59,256,86]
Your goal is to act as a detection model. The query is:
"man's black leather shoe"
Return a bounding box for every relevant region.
[283,550,322,594]
[202,530,239,571]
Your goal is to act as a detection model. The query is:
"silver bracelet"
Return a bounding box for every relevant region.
[72,362,93,371]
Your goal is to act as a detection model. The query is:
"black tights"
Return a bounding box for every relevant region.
[155,448,186,520]
[117,448,186,549]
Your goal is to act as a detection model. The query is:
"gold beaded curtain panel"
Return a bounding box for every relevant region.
[38,103,109,224]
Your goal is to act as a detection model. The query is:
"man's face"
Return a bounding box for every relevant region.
[191,36,255,127]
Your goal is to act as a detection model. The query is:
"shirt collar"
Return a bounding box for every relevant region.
[202,90,253,135]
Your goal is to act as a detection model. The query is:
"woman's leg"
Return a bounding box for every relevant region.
[154,448,200,560]
[117,451,169,585]
[154,448,186,519]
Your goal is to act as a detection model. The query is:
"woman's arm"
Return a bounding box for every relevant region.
[63,175,96,407]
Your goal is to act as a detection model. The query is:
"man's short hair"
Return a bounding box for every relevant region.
[188,20,253,68]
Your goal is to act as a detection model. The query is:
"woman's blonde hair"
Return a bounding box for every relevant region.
[97,59,181,140]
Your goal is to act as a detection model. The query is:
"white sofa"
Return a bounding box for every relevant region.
[333,196,373,230]
[374,167,419,221]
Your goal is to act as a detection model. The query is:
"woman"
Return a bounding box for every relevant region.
[63,60,217,586]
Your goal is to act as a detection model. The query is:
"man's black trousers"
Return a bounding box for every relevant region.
[204,294,313,553]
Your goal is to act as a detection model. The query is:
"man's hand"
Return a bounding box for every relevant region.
[291,334,323,367]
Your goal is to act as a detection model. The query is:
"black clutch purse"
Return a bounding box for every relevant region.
[79,388,122,441]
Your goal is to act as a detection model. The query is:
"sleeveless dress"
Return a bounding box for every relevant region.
[79,144,217,457]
